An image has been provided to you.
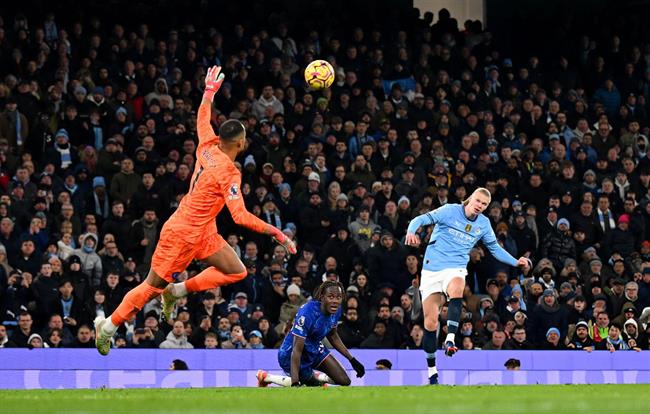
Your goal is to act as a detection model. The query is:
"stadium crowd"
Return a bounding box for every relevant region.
[0,2,649,354]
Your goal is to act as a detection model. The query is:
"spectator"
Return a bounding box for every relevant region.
[509,325,534,349]
[542,325,565,351]
[72,324,94,348]
[221,324,251,349]
[360,320,395,348]
[349,205,379,252]
[483,329,510,350]
[540,218,576,270]
[597,323,629,351]
[529,289,568,346]
[159,320,194,349]
[110,158,141,205]
[71,233,102,287]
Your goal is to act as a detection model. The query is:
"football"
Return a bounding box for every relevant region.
[304,59,335,90]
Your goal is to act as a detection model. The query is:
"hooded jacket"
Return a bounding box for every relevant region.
[159,330,194,349]
[71,233,103,287]
[144,78,174,108]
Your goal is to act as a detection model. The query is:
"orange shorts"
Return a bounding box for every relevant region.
[151,223,227,283]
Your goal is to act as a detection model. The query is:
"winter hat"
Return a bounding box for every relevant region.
[93,176,106,188]
[546,327,560,338]
[74,85,87,95]
[244,155,256,167]
[55,129,69,141]
[557,218,570,228]
[308,172,321,183]
[398,196,410,206]
[286,284,301,296]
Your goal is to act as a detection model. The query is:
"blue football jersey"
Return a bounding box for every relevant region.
[280,300,342,354]
[407,203,518,272]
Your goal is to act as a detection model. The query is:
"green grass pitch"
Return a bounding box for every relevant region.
[1,384,647,414]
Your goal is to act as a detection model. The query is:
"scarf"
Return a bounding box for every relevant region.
[14,111,22,146]
[93,192,110,218]
[56,143,72,169]
[590,322,608,342]
[597,209,616,232]
[606,335,629,350]
[264,211,281,229]
[65,183,78,195]
[93,125,104,150]
[7,111,22,146]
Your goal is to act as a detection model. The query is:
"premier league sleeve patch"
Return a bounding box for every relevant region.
[227,183,240,200]
[293,315,306,333]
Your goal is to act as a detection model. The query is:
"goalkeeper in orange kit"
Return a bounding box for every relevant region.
[94,66,296,355]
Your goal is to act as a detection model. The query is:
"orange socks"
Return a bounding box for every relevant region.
[185,267,247,293]
[110,283,164,326]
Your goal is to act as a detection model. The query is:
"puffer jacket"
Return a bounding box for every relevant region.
[540,230,576,270]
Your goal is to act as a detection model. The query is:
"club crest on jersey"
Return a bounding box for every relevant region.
[465,224,472,232]
[475,227,481,235]
[227,183,240,200]
[297,316,305,326]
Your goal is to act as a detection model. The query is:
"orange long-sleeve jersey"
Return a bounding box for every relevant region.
[168,100,271,240]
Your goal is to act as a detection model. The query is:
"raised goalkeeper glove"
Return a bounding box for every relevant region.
[203,66,225,102]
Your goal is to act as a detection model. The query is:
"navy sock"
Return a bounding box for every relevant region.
[446,298,463,335]
[423,328,437,367]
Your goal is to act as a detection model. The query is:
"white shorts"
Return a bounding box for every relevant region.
[419,268,467,300]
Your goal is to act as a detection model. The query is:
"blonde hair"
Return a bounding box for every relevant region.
[463,187,492,206]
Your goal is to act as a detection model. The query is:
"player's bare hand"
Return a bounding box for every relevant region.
[517,257,532,274]
[404,232,420,247]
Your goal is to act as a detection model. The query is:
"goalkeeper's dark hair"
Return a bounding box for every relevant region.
[219,119,245,142]
[313,280,346,302]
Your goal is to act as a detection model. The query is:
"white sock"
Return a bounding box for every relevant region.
[445,333,455,344]
[265,373,292,387]
[170,282,188,298]
[428,366,438,377]
[102,317,118,336]
[315,372,334,384]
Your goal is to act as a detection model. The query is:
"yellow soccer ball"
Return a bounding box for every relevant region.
[304,59,335,90]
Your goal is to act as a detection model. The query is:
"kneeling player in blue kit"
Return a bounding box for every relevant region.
[256,281,365,387]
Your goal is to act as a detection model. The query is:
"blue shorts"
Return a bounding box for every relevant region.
[278,341,330,382]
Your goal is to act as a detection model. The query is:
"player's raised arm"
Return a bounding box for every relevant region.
[198,66,225,147]
[224,172,297,254]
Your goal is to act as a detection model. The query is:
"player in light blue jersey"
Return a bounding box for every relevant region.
[256,281,366,387]
[405,188,531,384]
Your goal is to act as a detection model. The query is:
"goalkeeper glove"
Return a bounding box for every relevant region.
[203,66,225,102]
